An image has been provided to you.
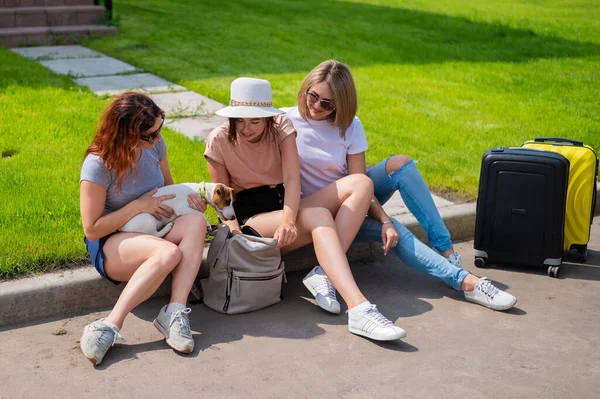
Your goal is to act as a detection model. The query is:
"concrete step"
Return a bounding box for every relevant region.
[0,24,115,47]
[0,0,94,7]
[0,5,104,28]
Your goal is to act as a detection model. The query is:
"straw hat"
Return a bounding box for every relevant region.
[215,77,284,118]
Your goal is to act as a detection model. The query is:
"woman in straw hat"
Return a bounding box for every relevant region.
[284,60,517,312]
[205,77,407,341]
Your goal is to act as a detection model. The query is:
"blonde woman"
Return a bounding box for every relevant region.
[286,60,517,312]
[204,77,406,341]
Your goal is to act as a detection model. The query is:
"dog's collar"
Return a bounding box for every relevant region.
[199,181,206,199]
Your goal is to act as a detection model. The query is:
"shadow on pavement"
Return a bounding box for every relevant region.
[125,262,458,356]
[94,337,202,370]
[476,257,600,282]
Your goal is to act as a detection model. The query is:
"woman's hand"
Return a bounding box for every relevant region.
[187,193,207,213]
[274,222,298,248]
[136,188,176,220]
[381,221,399,255]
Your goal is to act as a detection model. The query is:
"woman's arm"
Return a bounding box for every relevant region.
[274,135,301,247]
[80,181,174,241]
[161,153,206,212]
[347,152,398,254]
[160,154,174,186]
[279,135,301,226]
[207,158,242,233]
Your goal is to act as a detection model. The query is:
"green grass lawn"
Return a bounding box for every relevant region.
[2,0,599,278]
[0,50,213,279]
[88,0,599,196]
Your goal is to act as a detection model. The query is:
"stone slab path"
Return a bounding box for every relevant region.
[11,44,455,215]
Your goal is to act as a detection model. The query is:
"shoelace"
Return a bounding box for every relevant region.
[363,305,393,327]
[319,275,337,299]
[476,278,499,299]
[170,308,192,337]
[92,323,122,349]
[448,252,462,267]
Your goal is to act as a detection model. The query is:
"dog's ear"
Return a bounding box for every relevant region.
[231,189,236,202]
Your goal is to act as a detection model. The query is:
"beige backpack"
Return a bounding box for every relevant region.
[201,224,286,314]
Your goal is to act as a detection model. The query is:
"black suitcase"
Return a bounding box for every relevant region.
[473,148,569,277]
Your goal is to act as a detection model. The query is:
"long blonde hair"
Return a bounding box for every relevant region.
[297,60,357,138]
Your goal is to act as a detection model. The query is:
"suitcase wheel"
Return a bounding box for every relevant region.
[577,250,587,263]
[570,245,588,263]
[474,257,488,268]
[547,266,560,278]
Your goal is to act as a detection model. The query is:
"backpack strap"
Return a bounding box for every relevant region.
[206,223,231,269]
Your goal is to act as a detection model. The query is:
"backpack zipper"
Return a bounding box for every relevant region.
[234,269,285,297]
[223,270,232,312]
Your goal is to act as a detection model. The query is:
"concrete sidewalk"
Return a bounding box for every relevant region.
[1,221,599,398]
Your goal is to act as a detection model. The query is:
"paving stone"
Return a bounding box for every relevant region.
[165,115,227,141]
[11,45,102,60]
[74,73,186,96]
[150,91,224,117]
[39,56,137,77]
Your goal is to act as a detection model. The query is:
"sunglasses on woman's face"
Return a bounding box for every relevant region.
[140,116,164,144]
[306,91,336,112]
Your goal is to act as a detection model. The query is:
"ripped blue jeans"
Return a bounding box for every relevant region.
[354,158,469,290]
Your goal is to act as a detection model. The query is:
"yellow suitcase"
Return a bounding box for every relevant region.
[523,138,598,262]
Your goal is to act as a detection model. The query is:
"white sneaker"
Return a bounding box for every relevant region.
[464,277,517,311]
[153,305,194,353]
[302,266,341,314]
[447,252,462,268]
[80,319,122,366]
[348,303,407,341]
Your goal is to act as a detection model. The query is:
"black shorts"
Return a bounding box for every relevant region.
[234,184,285,225]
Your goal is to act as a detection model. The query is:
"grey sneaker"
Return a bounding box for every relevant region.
[348,304,407,341]
[302,266,341,314]
[447,252,462,268]
[464,277,517,311]
[80,319,122,366]
[153,305,194,353]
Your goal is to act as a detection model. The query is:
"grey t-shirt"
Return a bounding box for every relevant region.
[80,138,167,215]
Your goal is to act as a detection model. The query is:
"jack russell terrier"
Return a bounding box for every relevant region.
[120,182,236,238]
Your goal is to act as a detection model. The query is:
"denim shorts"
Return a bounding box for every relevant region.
[84,234,120,285]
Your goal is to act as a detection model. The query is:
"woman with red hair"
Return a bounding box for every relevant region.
[79,92,206,366]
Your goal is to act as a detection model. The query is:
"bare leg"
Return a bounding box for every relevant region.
[102,233,182,329]
[300,174,373,252]
[460,274,479,291]
[245,207,367,308]
[162,214,207,304]
[101,214,207,329]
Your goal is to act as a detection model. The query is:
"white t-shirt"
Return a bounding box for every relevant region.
[284,107,368,198]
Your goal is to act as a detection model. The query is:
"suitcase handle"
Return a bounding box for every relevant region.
[534,137,583,146]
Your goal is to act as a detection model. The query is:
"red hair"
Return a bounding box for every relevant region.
[84,92,164,192]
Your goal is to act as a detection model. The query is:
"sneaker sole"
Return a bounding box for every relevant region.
[348,326,407,341]
[153,319,193,354]
[465,296,518,311]
[80,325,99,366]
[302,278,341,314]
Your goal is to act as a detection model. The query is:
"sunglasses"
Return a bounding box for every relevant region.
[306,91,336,112]
[140,116,164,144]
